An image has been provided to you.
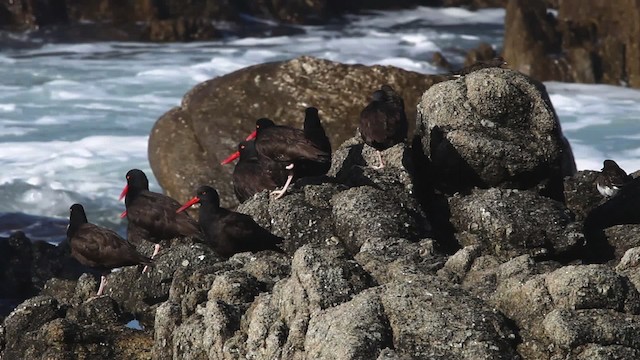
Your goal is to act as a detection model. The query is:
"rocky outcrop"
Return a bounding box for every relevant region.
[149,55,447,208]
[415,67,576,198]
[8,63,640,359]
[504,0,640,88]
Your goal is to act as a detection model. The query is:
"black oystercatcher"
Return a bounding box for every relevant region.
[119,169,201,268]
[176,186,284,257]
[596,160,632,197]
[297,107,332,178]
[451,57,508,77]
[359,84,408,169]
[232,140,288,203]
[68,203,153,296]
[222,117,330,199]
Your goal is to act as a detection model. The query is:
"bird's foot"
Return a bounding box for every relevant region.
[270,189,287,199]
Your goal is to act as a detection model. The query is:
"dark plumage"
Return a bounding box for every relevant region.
[596,159,632,197]
[297,107,332,178]
[120,169,201,264]
[233,140,287,203]
[451,57,508,77]
[68,203,153,295]
[251,117,330,198]
[359,84,408,169]
[176,186,284,257]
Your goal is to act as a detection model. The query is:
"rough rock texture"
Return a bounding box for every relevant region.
[563,170,603,220]
[149,56,447,208]
[9,56,640,359]
[2,295,153,360]
[416,67,576,198]
[490,262,640,359]
[448,188,583,261]
[504,0,640,88]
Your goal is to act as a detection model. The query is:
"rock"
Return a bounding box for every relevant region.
[0,232,87,317]
[150,56,447,207]
[432,51,453,71]
[104,238,223,327]
[2,295,63,356]
[603,225,640,263]
[448,188,583,262]
[543,308,640,349]
[355,237,444,284]
[415,67,576,198]
[442,0,508,9]
[237,186,340,254]
[147,17,221,41]
[575,344,640,359]
[504,0,640,88]
[304,289,393,360]
[545,265,640,313]
[332,185,430,254]
[616,247,640,292]
[563,170,603,220]
[463,42,498,67]
[503,0,568,82]
[380,276,519,359]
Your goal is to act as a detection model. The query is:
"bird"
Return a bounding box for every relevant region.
[296,107,332,178]
[359,84,408,169]
[119,169,201,269]
[176,185,284,257]
[222,116,331,199]
[596,159,632,197]
[67,203,153,296]
[232,140,288,203]
[451,57,508,77]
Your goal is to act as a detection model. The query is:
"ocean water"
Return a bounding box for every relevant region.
[0,7,639,243]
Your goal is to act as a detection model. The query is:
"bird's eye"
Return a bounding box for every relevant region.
[203,191,207,195]
[126,176,130,180]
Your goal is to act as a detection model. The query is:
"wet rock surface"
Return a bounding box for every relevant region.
[5,64,640,359]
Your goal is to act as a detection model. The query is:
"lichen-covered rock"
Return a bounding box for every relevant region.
[332,185,430,254]
[545,265,640,313]
[355,237,444,284]
[448,188,583,261]
[380,276,519,359]
[415,67,576,197]
[563,170,603,220]
[304,289,392,360]
[2,295,153,360]
[543,309,640,349]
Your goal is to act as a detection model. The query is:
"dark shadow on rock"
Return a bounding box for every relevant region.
[428,125,485,195]
[334,143,379,189]
[410,134,460,255]
[583,178,640,263]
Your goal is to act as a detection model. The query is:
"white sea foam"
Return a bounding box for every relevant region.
[0,103,16,112]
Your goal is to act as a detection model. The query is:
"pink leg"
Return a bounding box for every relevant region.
[271,174,294,199]
[142,244,161,273]
[372,151,385,169]
[96,275,107,296]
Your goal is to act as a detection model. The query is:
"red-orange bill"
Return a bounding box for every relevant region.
[220,151,240,165]
[119,184,129,201]
[176,196,200,213]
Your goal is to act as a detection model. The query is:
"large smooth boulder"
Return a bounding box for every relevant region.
[149,56,446,207]
[415,67,576,198]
